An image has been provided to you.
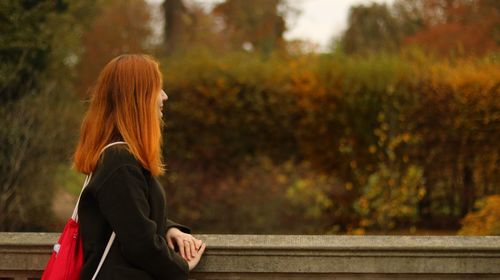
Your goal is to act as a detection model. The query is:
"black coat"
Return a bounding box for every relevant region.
[78,144,190,280]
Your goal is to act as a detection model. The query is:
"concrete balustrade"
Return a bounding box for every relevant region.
[0,232,499,279]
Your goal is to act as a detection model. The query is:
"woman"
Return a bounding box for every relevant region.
[73,54,205,280]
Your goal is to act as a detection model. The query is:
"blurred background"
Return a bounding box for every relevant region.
[0,0,498,235]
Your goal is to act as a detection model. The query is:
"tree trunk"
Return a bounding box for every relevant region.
[460,162,475,218]
[163,0,187,54]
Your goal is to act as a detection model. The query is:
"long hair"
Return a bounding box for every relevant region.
[73,54,164,176]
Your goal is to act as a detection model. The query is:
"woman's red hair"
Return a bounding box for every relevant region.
[73,54,164,176]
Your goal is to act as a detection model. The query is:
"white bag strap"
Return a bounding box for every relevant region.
[71,174,92,221]
[70,141,127,280]
[92,232,116,280]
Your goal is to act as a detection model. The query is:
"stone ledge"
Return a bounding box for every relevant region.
[0,233,499,279]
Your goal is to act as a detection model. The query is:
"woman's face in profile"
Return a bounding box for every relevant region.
[158,89,168,118]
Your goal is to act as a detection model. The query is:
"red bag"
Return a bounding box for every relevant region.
[41,218,83,280]
[42,142,125,280]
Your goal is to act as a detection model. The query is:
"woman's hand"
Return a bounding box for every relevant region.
[186,242,206,271]
[166,227,204,262]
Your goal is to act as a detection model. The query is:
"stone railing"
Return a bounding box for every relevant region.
[0,233,499,279]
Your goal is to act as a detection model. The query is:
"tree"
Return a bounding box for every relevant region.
[163,0,189,54]
[213,0,288,55]
[76,0,154,97]
[341,3,403,54]
[0,0,95,231]
[162,0,228,55]
[341,0,499,56]
[396,0,499,56]
[0,0,66,103]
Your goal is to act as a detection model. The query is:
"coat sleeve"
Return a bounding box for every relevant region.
[166,219,191,234]
[96,164,189,279]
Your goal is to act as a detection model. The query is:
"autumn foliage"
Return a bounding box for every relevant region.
[1,0,498,235]
[159,51,499,234]
[459,195,500,235]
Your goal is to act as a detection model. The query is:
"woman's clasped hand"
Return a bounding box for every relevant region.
[166,227,206,270]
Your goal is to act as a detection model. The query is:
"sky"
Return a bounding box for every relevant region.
[148,0,395,50]
[284,0,395,50]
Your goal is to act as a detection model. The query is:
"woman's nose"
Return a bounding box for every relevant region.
[162,90,168,102]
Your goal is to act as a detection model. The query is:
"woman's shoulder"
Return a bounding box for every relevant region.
[93,145,147,180]
[85,144,150,195]
[99,144,138,168]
